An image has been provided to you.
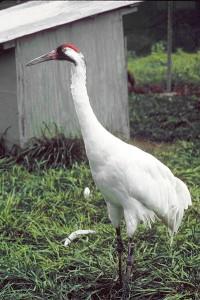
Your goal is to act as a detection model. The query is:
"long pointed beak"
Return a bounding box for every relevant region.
[26,50,57,66]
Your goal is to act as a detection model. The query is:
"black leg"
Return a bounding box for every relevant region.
[126,238,134,280]
[115,227,124,286]
[122,238,134,299]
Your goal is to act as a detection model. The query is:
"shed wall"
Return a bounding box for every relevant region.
[16,10,129,146]
[0,48,19,146]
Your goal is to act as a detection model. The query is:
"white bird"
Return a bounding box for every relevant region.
[27,43,192,295]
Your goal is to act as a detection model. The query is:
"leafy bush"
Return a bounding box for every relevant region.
[0,124,87,171]
[128,42,200,86]
[129,94,200,142]
[15,135,87,171]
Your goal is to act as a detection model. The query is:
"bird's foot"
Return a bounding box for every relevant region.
[121,277,130,300]
[121,268,133,300]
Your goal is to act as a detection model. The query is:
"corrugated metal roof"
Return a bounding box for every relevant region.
[0,1,139,44]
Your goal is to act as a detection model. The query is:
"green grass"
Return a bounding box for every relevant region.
[0,141,199,299]
[128,43,200,86]
[129,94,200,142]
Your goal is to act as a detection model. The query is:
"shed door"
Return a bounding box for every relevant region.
[0,48,19,147]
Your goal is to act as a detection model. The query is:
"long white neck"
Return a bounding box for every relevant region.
[70,55,108,157]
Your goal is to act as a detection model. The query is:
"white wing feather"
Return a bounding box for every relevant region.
[90,136,191,237]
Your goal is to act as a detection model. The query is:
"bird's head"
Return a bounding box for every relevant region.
[26,43,81,66]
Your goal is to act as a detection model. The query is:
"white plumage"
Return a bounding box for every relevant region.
[27,43,192,292]
[68,48,192,237]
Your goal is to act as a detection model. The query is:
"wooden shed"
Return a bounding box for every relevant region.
[0,1,139,147]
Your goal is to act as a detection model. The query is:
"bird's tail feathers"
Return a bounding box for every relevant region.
[167,177,192,235]
[175,177,192,209]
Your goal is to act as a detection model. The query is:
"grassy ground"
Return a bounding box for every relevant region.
[128,43,200,86]
[0,141,199,299]
[129,94,200,142]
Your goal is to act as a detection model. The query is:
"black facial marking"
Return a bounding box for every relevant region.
[56,46,67,60]
[56,45,76,65]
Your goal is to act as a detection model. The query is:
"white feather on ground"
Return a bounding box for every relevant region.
[64,230,96,247]
[83,187,90,199]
